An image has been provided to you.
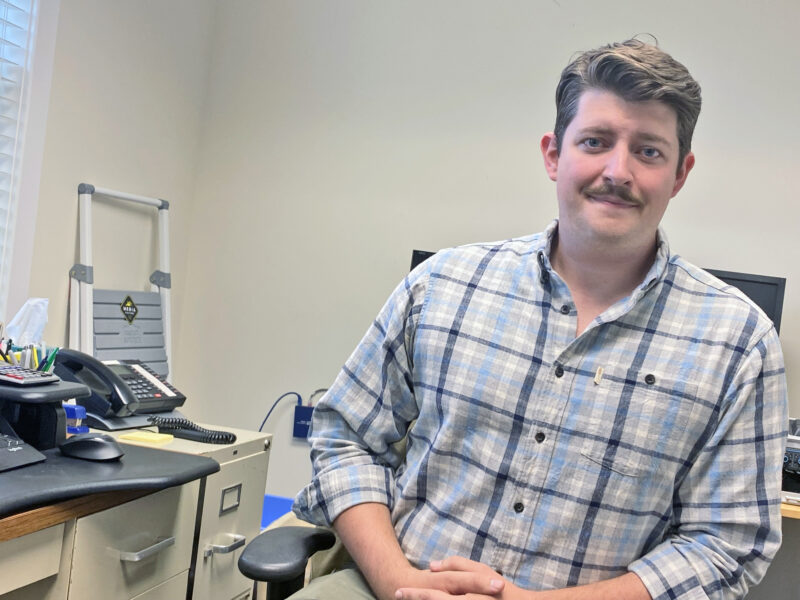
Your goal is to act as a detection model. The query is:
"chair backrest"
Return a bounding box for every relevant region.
[410,249,436,271]
[704,269,786,334]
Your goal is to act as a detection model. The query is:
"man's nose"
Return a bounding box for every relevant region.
[602,146,633,186]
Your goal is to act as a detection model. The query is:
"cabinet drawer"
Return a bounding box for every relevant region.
[69,482,199,599]
[130,571,188,600]
[0,524,64,595]
[192,453,268,600]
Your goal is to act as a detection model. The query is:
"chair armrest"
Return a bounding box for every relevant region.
[238,525,336,583]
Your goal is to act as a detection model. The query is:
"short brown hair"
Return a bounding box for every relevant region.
[554,39,702,166]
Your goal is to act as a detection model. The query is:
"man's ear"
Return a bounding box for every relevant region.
[671,151,695,197]
[541,133,559,182]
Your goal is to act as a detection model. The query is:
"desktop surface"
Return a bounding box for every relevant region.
[0,442,219,518]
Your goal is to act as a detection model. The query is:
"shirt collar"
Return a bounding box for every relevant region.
[640,227,670,294]
[535,220,559,285]
[535,219,671,294]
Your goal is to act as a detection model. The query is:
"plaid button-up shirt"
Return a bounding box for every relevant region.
[295,221,787,599]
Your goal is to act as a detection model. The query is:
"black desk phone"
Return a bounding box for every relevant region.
[52,350,235,443]
[54,348,186,419]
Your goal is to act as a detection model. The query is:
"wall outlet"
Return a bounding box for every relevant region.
[293,404,314,439]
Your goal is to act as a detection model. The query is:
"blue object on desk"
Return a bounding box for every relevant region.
[262,494,294,529]
[63,403,89,434]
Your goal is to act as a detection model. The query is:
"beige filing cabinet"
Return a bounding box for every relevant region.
[70,482,199,599]
[113,425,271,600]
[0,482,200,600]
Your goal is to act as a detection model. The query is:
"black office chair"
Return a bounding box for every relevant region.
[238,525,336,600]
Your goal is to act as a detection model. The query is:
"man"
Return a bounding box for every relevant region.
[293,39,788,600]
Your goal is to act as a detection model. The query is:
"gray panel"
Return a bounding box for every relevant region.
[94,334,165,350]
[94,289,161,304]
[91,288,169,378]
[94,320,163,334]
[96,348,168,363]
[147,362,169,376]
[93,305,163,319]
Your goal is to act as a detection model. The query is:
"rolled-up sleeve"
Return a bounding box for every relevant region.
[629,327,788,599]
[293,267,429,526]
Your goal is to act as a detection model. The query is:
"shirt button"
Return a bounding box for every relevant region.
[555,364,564,378]
[645,374,656,385]
[560,304,570,315]
[535,432,546,443]
[513,502,525,513]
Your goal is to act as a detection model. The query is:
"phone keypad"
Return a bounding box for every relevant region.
[121,375,163,400]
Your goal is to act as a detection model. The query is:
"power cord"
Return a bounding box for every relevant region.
[308,388,328,404]
[259,391,302,432]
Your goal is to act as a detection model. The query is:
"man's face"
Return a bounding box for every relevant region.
[541,89,694,252]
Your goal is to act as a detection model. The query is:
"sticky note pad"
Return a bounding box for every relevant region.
[119,431,174,445]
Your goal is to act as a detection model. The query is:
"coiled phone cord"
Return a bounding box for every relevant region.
[147,415,237,444]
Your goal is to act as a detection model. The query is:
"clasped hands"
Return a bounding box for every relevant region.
[392,556,533,600]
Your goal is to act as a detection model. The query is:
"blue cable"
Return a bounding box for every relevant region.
[258,391,302,432]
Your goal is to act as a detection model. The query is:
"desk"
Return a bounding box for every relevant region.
[1,488,154,543]
[0,444,218,518]
[781,502,800,519]
[0,444,219,599]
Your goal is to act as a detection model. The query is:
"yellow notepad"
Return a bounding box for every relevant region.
[119,430,174,445]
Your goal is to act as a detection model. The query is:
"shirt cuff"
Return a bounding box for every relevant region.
[293,463,395,526]
[628,542,710,600]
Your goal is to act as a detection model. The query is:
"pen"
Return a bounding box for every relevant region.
[41,347,59,372]
[32,345,38,368]
[37,348,49,370]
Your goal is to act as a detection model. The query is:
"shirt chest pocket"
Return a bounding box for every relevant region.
[578,371,703,480]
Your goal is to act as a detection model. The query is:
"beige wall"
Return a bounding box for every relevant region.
[29,0,215,350]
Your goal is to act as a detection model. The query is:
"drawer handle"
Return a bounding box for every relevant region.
[203,533,246,559]
[118,536,175,562]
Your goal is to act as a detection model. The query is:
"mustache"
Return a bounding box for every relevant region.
[583,184,642,206]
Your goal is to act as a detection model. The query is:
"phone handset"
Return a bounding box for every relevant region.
[54,348,139,417]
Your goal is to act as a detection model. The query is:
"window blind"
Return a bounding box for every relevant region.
[0,0,34,321]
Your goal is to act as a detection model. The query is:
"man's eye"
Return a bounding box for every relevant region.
[641,147,661,159]
[582,137,602,149]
